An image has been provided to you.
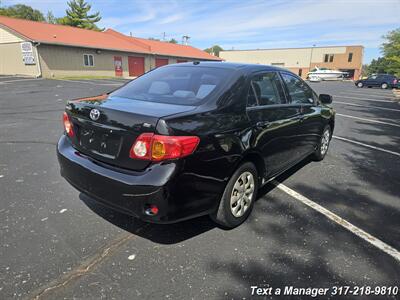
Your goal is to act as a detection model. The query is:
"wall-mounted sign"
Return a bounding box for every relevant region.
[114,56,123,77]
[20,42,33,52]
[20,42,36,65]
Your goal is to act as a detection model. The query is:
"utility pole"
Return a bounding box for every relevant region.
[162,32,166,41]
[182,35,190,45]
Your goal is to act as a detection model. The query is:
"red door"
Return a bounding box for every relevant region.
[177,59,187,63]
[128,56,145,77]
[155,58,168,68]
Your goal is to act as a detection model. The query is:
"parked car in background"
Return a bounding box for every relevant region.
[57,62,335,228]
[355,74,398,89]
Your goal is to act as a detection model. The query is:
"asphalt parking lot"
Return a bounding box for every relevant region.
[0,77,399,299]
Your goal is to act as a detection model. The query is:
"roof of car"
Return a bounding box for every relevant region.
[372,73,396,77]
[170,61,288,73]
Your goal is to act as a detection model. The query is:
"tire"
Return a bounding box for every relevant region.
[211,162,258,228]
[381,82,388,89]
[357,82,364,88]
[311,125,331,161]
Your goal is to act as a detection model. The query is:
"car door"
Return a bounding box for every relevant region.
[373,75,385,87]
[280,72,323,156]
[246,71,304,177]
[365,75,378,86]
[366,75,382,86]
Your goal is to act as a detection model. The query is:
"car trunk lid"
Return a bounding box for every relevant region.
[66,94,196,170]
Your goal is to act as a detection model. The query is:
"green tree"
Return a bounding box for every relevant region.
[62,0,102,31]
[168,38,178,44]
[381,28,400,77]
[56,16,70,25]
[366,57,389,75]
[204,45,223,57]
[45,10,57,24]
[0,4,45,21]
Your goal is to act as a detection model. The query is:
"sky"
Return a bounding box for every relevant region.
[2,0,400,63]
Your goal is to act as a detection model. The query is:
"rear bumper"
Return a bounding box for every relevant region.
[57,135,216,223]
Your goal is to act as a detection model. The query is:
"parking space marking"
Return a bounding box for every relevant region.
[339,90,394,97]
[333,135,400,157]
[333,95,395,103]
[336,113,400,128]
[272,180,400,262]
[334,101,400,112]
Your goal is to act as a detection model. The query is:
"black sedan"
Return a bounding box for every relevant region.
[57,62,335,228]
[355,74,398,89]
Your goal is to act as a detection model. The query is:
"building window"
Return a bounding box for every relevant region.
[348,52,353,62]
[83,54,94,67]
[324,54,334,63]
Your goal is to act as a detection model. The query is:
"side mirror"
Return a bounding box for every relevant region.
[319,94,332,104]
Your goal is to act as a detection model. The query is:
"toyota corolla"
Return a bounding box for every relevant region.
[57,62,335,228]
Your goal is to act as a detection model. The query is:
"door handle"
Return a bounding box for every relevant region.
[256,121,270,128]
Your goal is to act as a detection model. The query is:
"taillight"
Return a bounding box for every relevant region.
[129,133,200,161]
[63,112,74,137]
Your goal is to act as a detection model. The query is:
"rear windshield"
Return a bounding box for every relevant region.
[110,66,232,106]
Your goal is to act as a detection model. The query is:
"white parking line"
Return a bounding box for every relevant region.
[333,135,400,157]
[339,90,392,97]
[333,95,395,103]
[272,180,400,262]
[336,113,400,128]
[334,101,400,112]
[340,92,393,98]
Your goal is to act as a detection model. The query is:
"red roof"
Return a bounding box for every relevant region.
[0,16,221,60]
[104,29,219,60]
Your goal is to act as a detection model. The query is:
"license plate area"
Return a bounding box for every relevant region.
[78,127,121,159]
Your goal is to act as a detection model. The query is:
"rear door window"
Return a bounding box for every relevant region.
[247,72,286,107]
[280,73,315,105]
[110,66,232,106]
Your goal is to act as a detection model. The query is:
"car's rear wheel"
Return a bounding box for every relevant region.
[357,82,364,88]
[381,82,388,89]
[211,162,258,228]
[312,125,331,161]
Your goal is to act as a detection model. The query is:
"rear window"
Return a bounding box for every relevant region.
[110,66,232,106]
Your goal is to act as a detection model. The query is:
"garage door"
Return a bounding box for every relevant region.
[155,58,168,68]
[128,56,145,77]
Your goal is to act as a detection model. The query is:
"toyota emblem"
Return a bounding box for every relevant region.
[89,109,100,121]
